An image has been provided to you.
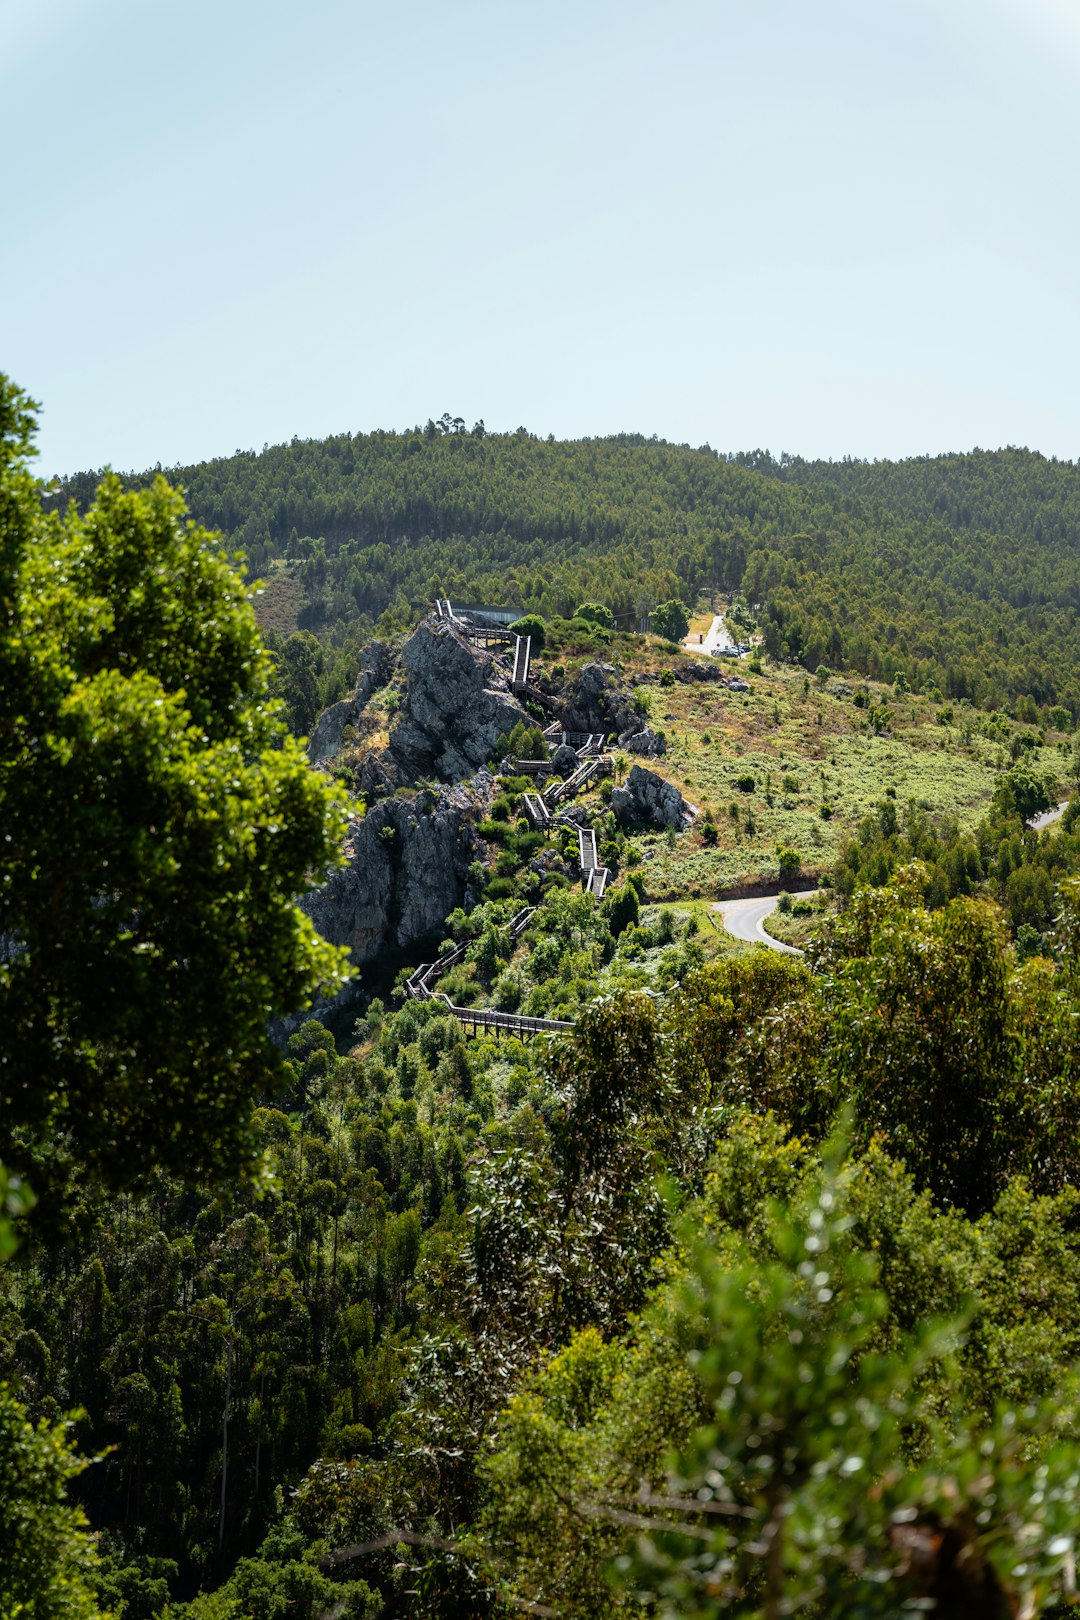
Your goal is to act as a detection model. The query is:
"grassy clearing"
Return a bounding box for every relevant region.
[763,893,827,949]
[251,559,304,638]
[550,655,1063,902]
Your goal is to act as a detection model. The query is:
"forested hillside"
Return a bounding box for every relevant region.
[50,422,1080,718]
[11,384,1080,1620]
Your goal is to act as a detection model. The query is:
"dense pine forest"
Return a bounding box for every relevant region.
[8,379,1080,1619]
[51,419,1080,722]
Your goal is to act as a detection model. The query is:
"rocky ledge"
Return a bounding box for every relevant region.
[388,620,533,782]
[301,772,492,979]
[611,764,694,831]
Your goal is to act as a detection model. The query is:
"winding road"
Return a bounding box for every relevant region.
[1031,800,1070,832]
[714,799,1073,955]
[683,612,743,658]
[713,894,804,955]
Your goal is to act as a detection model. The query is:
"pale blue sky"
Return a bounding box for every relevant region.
[4,0,1079,474]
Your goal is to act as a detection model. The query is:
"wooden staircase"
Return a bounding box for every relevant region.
[405,907,572,1039]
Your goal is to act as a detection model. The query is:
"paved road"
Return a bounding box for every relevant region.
[713,895,804,955]
[1031,800,1070,832]
[683,613,741,658]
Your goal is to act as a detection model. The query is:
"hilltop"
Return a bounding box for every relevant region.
[48,424,1080,721]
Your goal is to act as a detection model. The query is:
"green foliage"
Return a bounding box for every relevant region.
[48,426,1080,718]
[509,612,546,650]
[813,876,1011,1211]
[651,599,690,644]
[601,882,640,937]
[574,601,613,629]
[997,762,1053,824]
[0,1385,104,1618]
[0,376,351,1200]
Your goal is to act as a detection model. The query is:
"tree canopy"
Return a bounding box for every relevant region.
[0,375,351,1200]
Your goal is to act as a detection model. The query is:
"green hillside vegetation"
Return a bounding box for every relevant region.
[50,422,1080,719]
[11,388,1080,1617]
[9,875,1080,1615]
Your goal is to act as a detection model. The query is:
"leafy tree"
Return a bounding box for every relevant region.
[815,872,1014,1212]
[0,376,351,1201]
[601,882,639,938]
[509,613,546,649]
[0,1384,104,1618]
[272,630,324,735]
[574,601,613,630]
[484,1130,1080,1619]
[650,599,690,643]
[996,763,1052,824]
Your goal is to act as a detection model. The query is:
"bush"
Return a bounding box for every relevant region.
[777,846,800,878]
[575,601,614,629]
[735,774,755,793]
[509,613,546,650]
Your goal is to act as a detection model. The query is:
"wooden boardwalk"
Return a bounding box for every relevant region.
[405,906,573,1039]
[510,633,532,692]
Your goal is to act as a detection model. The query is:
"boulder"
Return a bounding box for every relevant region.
[550,742,580,777]
[625,727,666,757]
[388,619,533,782]
[559,662,640,740]
[610,765,692,831]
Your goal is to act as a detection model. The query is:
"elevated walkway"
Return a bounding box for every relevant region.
[522,792,550,828]
[405,906,571,1039]
[510,634,532,693]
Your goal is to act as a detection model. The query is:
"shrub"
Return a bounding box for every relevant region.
[509,613,546,650]
[735,774,755,794]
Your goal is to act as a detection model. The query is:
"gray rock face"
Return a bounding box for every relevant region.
[559,662,641,742]
[301,780,486,973]
[307,641,394,762]
[356,750,401,799]
[307,697,355,762]
[550,742,580,777]
[626,726,666,757]
[389,620,532,782]
[610,764,692,830]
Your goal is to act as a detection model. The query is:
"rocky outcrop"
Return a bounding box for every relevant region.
[389,620,532,782]
[611,765,693,830]
[307,641,394,762]
[301,774,490,976]
[626,726,666,757]
[550,742,580,777]
[559,662,641,743]
[356,749,402,800]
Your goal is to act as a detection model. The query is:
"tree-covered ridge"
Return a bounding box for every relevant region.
[50,426,1080,715]
[9,873,1080,1615]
